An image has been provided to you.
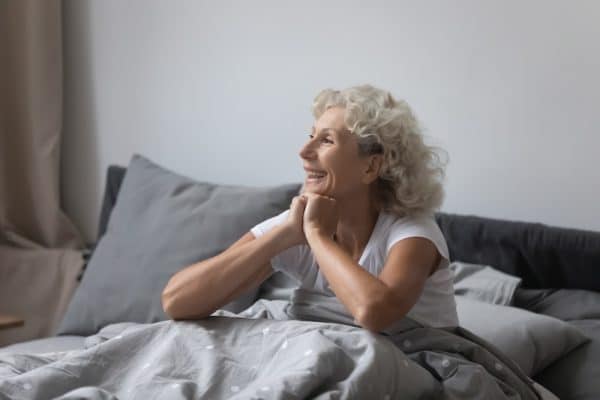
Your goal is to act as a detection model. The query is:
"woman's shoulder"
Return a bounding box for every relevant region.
[379,212,448,256]
[381,211,440,234]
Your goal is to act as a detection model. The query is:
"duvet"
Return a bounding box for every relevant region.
[0,291,542,399]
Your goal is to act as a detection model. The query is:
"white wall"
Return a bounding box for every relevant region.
[61,0,600,244]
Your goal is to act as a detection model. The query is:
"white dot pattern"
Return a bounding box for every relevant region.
[22,383,32,390]
[441,358,450,368]
[231,386,240,392]
[281,340,288,349]
[262,327,270,335]
[304,349,313,356]
[260,386,271,391]
[205,345,214,350]
[495,362,503,371]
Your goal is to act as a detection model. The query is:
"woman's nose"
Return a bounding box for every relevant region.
[299,140,316,160]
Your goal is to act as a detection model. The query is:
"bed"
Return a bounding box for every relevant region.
[1,154,598,399]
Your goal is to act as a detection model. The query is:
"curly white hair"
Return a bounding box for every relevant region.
[311,84,447,217]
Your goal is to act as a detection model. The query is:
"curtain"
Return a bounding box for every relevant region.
[0,0,85,346]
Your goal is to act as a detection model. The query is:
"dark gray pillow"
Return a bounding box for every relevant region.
[58,154,300,336]
[513,288,600,321]
[456,296,589,376]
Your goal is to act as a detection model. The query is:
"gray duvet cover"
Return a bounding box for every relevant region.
[0,292,543,399]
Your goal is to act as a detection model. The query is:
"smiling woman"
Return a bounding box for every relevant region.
[162,84,456,334]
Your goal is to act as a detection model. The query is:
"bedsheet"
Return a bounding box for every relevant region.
[0,295,544,399]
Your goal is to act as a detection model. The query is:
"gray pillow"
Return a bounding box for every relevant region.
[451,261,522,306]
[534,319,600,399]
[456,296,589,376]
[513,288,600,321]
[58,154,301,336]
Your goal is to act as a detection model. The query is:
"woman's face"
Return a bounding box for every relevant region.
[299,107,374,198]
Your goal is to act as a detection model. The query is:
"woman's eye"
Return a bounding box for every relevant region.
[307,134,332,144]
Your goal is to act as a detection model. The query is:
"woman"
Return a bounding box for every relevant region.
[162,84,458,332]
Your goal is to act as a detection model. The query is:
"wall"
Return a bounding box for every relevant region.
[61,0,600,244]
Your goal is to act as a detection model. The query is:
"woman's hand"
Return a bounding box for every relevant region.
[280,195,308,246]
[303,193,338,239]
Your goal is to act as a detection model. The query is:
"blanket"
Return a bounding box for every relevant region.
[0,291,543,399]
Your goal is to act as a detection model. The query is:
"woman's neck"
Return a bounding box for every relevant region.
[334,195,380,261]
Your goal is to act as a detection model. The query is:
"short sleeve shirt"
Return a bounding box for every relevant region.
[251,210,458,327]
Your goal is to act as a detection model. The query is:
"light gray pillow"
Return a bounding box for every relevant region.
[456,296,589,376]
[451,261,522,305]
[58,154,301,336]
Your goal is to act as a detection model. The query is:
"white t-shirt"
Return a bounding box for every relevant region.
[250,210,458,328]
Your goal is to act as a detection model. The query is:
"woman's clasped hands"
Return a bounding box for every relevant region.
[281,193,338,246]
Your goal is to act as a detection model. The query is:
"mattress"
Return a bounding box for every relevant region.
[0,335,85,354]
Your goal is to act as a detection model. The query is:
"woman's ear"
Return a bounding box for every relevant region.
[362,155,383,184]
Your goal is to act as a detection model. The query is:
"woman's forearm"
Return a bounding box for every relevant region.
[305,229,389,326]
[162,225,294,320]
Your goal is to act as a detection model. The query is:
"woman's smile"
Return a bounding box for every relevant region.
[304,167,328,186]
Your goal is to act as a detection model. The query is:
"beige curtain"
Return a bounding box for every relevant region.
[0,0,85,346]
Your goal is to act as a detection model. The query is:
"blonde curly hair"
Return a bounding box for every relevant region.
[311,84,447,218]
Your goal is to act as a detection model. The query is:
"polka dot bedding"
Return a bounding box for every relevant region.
[0,298,542,399]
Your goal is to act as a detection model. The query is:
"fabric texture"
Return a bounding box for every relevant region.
[534,319,600,400]
[451,261,522,305]
[58,154,300,336]
[0,335,85,355]
[0,0,85,346]
[455,296,589,376]
[513,288,600,321]
[435,212,600,291]
[0,297,541,400]
[251,209,458,328]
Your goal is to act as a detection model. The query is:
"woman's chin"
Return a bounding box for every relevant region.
[303,181,331,196]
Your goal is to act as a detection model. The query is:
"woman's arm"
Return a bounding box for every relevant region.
[162,196,307,320]
[162,226,291,320]
[307,232,439,332]
[302,193,439,332]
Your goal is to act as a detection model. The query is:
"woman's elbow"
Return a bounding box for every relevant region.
[161,284,179,319]
[355,299,408,333]
[161,280,187,320]
[161,283,213,321]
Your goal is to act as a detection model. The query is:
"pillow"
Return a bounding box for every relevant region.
[534,319,600,399]
[513,288,600,321]
[456,296,589,376]
[451,261,522,305]
[58,154,301,336]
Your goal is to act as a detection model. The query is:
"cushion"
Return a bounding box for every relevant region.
[456,296,589,376]
[513,288,600,321]
[435,213,600,291]
[58,154,300,335]
[534,319,600,400]
[451,261,522,305]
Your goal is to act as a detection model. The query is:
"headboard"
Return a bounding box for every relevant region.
[94,165,600,291]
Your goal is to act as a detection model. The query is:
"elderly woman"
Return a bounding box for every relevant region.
[162,84,457,332]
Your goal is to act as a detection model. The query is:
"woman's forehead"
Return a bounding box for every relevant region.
[313,108,350,135]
